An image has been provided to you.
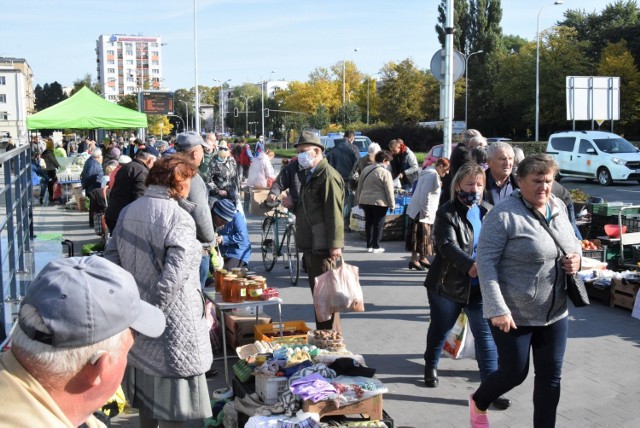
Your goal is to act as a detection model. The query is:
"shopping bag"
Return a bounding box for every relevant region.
[205,301,223,354]
[52,181,62,200]
[313,257,365,322]
[442,311,475,359]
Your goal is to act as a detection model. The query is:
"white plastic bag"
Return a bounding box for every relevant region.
[442,311,475,359]
[313,258,365,322]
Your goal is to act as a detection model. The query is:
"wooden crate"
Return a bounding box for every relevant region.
[302,394,383,420]
[610,278,640,310]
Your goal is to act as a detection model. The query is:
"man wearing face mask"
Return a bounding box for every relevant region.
[266,157,306,211]
[295,130,345,331]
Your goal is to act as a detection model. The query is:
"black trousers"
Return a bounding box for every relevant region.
[361,204,388,249]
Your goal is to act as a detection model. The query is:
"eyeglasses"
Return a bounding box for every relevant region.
[218,147,229,151]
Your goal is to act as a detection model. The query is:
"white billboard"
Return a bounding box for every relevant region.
[566,76,620,121]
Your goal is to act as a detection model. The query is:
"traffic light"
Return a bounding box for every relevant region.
[234,108,239,117]
[264,108,269,117]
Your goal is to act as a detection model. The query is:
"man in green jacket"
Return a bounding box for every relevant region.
[295,130,345,331]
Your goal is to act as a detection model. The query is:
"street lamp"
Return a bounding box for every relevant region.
[464,50,483,129]
[238,95,251,136]
[178,100,189,132]
[536,0,564,142]
[213,78,232,134]
[342,48,359,104]
[261,70,277,139]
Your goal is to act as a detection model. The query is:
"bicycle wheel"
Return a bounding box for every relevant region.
[261,218,277,271]
[285,226,300,285]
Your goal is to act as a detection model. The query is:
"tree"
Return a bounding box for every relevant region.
[436,0,471,52]
[330,60,363,104]
[309,104,331,130]
[378,59,428,124]
[147,115,174,138]
[598,39,640,133]
[34,81,68,111]
[335,102,361,127]
[117,93,138,111]
[70,73,101,96]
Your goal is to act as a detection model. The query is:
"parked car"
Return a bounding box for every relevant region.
[486,137,512,144]
[422,143,458,168]
[323,133,372,157]
[546,130,640,186]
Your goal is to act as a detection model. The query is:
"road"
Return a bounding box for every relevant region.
[560,177,640,205]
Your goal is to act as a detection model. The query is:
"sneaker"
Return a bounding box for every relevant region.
[367,248,373,253]
[372,248,385,254]
[469,394,489,427]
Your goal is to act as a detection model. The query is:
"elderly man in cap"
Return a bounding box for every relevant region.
[175,131,216,288]
[199,133,217,182]
[0,256,165,427]
[295,129,345,331]
[156,140,176,157]
[212,198,251,270]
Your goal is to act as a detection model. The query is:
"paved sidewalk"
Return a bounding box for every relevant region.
[34,201,640,427]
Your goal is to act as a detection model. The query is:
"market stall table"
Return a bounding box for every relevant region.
[203,288,283,387]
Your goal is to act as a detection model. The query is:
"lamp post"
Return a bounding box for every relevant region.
[193,0,200,133]
[342,48,359,104]
[367,73,380,125]
[238,96,251,136]
[179,100,189,132]
[464,50,483,130]
[536,1,564,142]
[261,70,277,139]
[213,78,232,134]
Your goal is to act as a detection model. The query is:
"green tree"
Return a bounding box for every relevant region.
[34,82,68,111]
[117,93,138,111]
[598,39,640,132]
[335,102,361,127]
[309,104,331,130]
[436,0,471,52]
[70,73,102,96]
[378,59,428,124]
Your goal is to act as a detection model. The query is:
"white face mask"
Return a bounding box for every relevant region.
[297,150,315,169]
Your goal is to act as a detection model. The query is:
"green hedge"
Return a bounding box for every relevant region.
[511,142,548,156]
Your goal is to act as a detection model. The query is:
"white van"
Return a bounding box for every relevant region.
[546,131,640,186]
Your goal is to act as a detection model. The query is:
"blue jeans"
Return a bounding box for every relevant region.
[199,255,210,289]
[473,316,568,427]
[425,287,498,381]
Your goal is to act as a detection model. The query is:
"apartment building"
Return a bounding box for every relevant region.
[96,34,163,102]
[0,57,34,145]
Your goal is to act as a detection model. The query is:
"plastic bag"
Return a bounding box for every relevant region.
[52,181,62,200]
[442,311,475,359]
[313,258,365,322]
[205,301,223,354]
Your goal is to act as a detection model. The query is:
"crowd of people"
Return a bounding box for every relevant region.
[15,128,583,427]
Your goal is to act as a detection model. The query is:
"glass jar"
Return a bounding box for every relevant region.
[221,274,237,302]
[231,268,244,278]
[247,281,263,301]
[252,276,267,290]
[214,269,228,293]
[230,278,248,303]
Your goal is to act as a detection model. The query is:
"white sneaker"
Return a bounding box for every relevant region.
[372,248,385,253]
[367,248,373,253]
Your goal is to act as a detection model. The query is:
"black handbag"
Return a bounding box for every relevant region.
[520,197,590,307]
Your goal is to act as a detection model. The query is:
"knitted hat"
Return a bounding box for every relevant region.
[213,199,236,222]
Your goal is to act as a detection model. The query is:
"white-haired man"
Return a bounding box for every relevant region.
[0,256,165,427]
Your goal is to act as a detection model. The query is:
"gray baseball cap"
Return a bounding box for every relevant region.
[18,256,166,348]
[175,131,207,152]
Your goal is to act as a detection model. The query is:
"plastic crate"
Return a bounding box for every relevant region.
[255,373,288,405]
[583,246,607,262]
[588,203,640,217]
[254,320,310,345]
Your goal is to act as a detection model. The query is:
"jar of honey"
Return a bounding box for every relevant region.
[214,269,228,293]
[230,278,248,303]
[231,268,244,278]
[252,276,267,291]
[245,281,261,301]
[221,274,237,302]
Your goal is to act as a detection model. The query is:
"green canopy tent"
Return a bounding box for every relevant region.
[27,87,147,129]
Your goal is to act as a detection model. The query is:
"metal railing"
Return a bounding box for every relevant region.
[0,144,33,341]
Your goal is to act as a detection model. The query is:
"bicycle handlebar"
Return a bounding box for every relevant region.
[260,200,282,209]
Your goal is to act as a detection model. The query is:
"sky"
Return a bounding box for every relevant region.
[1,0,612,91]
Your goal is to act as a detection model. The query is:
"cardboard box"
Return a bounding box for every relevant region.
[302,394,383,420]
[224,312,271,348]
[611,277,639,310]
[249,187,271,215]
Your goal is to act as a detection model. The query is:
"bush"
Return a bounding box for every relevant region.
[511,142,547,156]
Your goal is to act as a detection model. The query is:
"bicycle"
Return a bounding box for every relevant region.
[260,200,300,285]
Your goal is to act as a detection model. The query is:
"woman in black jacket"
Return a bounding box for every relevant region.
[41,139,60,202]
[422,162,511,410]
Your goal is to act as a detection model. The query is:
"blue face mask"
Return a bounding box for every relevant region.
[457,190,481,206]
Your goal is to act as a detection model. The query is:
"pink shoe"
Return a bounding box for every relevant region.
[469,394,489,427]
